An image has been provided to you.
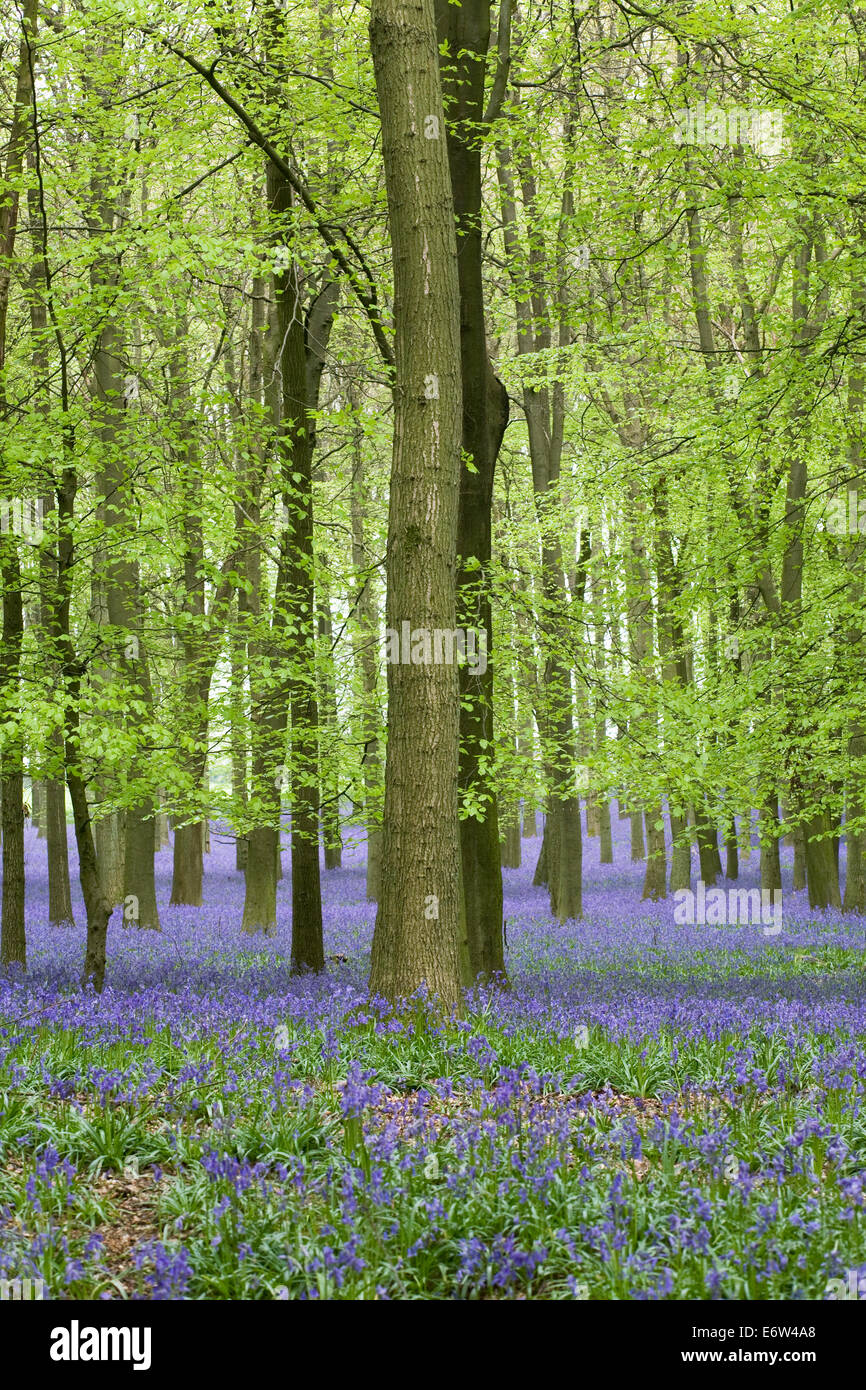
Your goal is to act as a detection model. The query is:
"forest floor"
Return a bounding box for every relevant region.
[1,819,865,1299]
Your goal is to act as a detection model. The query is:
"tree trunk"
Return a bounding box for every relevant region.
[556,792,582,919]
[0,558,25,968]
[533,822,548,887]
[804,811,841,910]
[46,775,74,927]
[318,577,342,870]
[435,0,507,983]
[669,810,691,892]
[694,805,722,887]
[0,0,38,972]
[724,817,739,881]
[124,804,160,930]
[171,823,203,908]
[231,621,249,873]
[368,0,464,1008]
[168,317,212,908]
[598,796,613,864]
[793,824,807,892]
[630,809,645,861]
[243,825,278,934]
[95,811,125,906]
[759,795,783,894]
[32,780,46,837]
[500,817,521,869]
[642,807,667,900]
[348,382,383,902]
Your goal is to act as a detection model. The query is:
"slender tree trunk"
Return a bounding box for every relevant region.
[231,618,249,873]
[318,574,342,869]
[533,822,548,887]
[348,381,383,902]
[793,824,807,892]
[0,551,25,969]
[32,781,46,837]
[842,209,866,913]
[669,810,691,892]
[0,0,38,970]
[497,138,582,924]
[435,0,507,981]
[724,817,739,881]
[598,796,613,864]
[46,772,74,927]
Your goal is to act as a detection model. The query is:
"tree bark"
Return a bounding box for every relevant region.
[0,0,38,970]
[348,389,384,902]
[434,0,507,981]
[368,0,464,1009]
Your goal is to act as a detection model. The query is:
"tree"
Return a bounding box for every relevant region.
[367,0,465,1009]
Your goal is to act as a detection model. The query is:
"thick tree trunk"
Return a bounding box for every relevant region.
[759,795,783,894]
[803,811,841,910]
[642,807,667,900]
[171,823,203,908]
[243,826,278,934]
[693,805,722,887]
[500,817,521,869]
[556,794,582,919]
[368,0,464,1008]
[124,803,160,930]
[95,811,125,906]
[630,809,645,861]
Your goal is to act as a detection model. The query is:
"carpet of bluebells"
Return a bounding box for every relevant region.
[1,813,865,1301]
